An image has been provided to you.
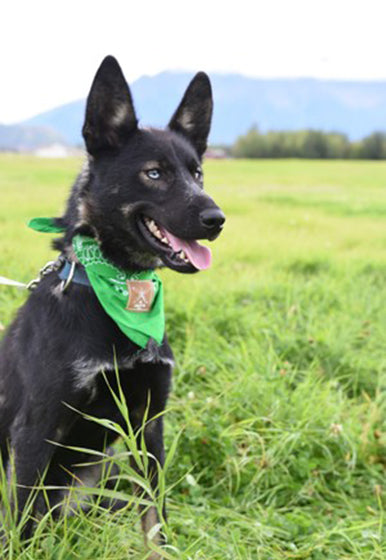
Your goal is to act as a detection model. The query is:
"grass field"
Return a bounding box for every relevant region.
[0,155,385,559]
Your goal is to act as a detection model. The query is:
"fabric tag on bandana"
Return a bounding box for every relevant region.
[126,280,155,312]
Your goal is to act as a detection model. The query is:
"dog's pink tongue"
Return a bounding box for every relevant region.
[162,229,212,270]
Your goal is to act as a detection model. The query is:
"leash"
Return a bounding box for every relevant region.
[0,257,90,293]
[0,257,66,292]
[0,276,28,289]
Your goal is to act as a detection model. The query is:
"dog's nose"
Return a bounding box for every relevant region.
[199,208,226,231]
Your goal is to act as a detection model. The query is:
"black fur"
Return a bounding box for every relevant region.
[0,56,225,553]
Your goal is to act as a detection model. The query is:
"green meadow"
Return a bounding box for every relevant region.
[0,155,385,559]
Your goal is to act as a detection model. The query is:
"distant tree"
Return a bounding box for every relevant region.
[325,133,350,158]
[300,131,328,158]
[232,128,385,159]
[349,141,363,159]
[232,126,266,158]
[357,132,386,159]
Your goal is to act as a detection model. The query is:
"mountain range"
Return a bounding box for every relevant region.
[2,72,386,150]
[0,124,65,152]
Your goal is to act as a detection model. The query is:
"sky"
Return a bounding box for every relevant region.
[1,0,386,124]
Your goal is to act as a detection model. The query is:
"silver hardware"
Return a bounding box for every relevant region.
[60,261,76,293]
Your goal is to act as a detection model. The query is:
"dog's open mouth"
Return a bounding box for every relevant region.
[137,216,212,272]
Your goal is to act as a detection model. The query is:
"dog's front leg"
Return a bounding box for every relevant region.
[127,361,171,560]
[8,404,71,538]
[132,415,166,560]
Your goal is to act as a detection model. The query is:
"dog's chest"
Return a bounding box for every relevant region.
[71,339,174,395]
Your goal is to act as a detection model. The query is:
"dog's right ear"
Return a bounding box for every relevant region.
[168,72,213,157]
[82,56,137,155]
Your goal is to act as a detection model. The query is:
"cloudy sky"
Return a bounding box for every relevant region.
[1,0,385,123]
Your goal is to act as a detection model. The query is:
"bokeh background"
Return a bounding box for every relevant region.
[0,2,385,559]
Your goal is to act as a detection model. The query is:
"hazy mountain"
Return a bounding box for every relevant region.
[0,124,66,152]
[17,73,386,146]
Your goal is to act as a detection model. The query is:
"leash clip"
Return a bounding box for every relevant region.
[27,257,65,291]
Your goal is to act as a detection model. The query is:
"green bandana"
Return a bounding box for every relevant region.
[28,217,65,234]
[28,217,165,349]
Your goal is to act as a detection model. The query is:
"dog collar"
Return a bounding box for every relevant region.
[58,259,91,287]
[28,217,165,349]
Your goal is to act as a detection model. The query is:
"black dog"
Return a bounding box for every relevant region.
[0,56,225,556]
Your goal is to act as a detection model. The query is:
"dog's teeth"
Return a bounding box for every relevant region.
[178,250,189,263]
[145,217,170,245]
[148,222,162,238]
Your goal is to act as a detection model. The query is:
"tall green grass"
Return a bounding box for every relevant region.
[0,156,385,558]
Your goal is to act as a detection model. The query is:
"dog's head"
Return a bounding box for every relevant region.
[60,56,225,273]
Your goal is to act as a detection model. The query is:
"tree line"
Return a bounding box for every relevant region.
[231,127,386,159]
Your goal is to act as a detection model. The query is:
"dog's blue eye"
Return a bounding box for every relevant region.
[194,167,202,180]
[147,169,161,180]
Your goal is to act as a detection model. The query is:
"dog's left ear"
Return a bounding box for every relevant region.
[168,72,213,157]
[83,55,138,155]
